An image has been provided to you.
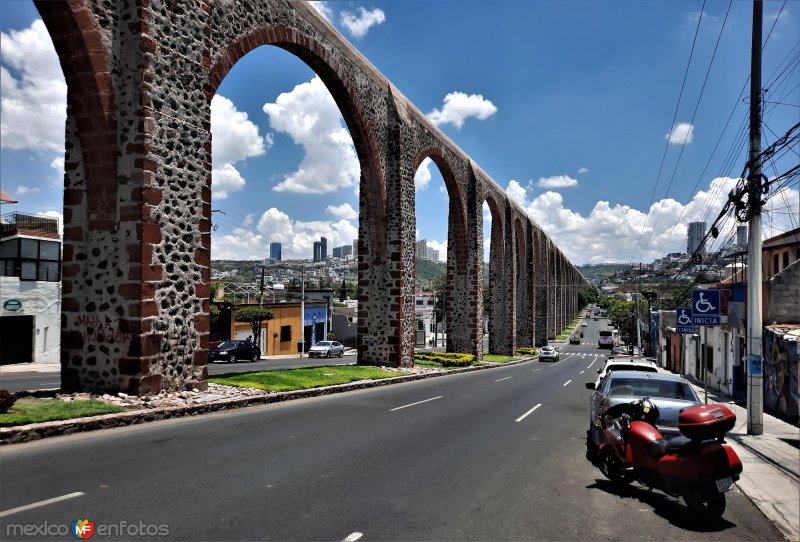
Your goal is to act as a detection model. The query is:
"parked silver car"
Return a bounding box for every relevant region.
[591,357,658,390]
[308,340,345,358]
[586,371,700,450]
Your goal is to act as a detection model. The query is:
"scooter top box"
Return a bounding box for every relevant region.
[679,404,736,440]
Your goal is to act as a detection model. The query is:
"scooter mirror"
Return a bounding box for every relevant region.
[585,382,595,390]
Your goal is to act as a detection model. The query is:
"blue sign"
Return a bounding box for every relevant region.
[675,307,697,334]
[748,354,762,375]
[691,289,720,326]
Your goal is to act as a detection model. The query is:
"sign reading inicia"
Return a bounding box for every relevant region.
[691,290,721,326]
[675,307,697,334]
[3,299,22,312]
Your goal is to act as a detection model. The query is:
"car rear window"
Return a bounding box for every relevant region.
[606,377,697,401]
[608,364,657,373]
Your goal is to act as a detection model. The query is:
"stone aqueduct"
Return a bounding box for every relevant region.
[36,0,588,394]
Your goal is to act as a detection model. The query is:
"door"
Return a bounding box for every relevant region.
[0,315,34,364]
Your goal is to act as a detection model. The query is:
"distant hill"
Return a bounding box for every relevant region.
[577,263,632,285]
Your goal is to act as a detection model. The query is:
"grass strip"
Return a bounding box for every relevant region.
[0,398,125,427]
[482,354,519,363]
[210,366,407,392]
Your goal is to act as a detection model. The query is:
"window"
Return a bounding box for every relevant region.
[280,325,292,342]
[427,300,434,305]
[416,300,423,305]
[782,251,789,270]
[773,253,780,274]
[0,238,60,281]
[20,239,38,259]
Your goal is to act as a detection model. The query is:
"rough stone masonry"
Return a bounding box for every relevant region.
[36,0,588,394]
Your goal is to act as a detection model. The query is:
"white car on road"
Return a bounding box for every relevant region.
[308,341,345,358]
[539,346,560,362]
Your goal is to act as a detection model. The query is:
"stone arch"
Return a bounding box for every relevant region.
[514,217,533,348]
[413,149,469,354]
[206,25,386,252]
[35,0,117,216]
[482,192,508,355]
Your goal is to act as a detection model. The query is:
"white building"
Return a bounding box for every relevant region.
[0,211,62,364]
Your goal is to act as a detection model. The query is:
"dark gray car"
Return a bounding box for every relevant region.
[586,371,700,447]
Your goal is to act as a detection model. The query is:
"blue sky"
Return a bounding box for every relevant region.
[1,0,797,264]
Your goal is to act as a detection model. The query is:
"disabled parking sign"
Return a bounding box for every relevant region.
[691,289,720,326]
[675,307,697,334]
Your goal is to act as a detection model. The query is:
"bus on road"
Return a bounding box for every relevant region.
[598,329,618,349]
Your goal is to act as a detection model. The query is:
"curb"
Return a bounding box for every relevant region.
[0,357,535,446]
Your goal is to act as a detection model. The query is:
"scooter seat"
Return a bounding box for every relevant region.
[666,435,694,454]
[646,438,669,459]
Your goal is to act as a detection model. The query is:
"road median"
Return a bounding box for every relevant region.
[0,357,535,445]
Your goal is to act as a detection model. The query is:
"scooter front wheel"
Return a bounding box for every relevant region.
[683,487,726,518]
[598,454,633,484]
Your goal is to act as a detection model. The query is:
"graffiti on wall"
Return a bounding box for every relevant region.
[763,327,799,424]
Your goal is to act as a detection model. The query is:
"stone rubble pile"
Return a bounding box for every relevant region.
[57,383,269,410]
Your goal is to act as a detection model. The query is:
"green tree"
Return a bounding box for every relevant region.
[233,306,274,348]
[339,279,348,302]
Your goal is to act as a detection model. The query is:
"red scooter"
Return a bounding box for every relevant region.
[589,397,743,519]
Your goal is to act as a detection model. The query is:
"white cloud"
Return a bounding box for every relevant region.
[210,95,269,200]
[326,202,358,219]
[211,95,268,165]
[263,76,359,194]
[340,7,386,38]
[501,176,778,264]
[212,207,358,260]
[536,175,579,189]
[15,186,40,195]
[415,157,433,191]
[578,166,589,174]
[506,179,527,206]
[427,92,497,129]
[308,1,333,21]
[211,163,246,200]
[666,122,694,144]
[0,19,67,152]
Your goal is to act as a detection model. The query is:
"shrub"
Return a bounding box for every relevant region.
[516,347,537,356]
[0,390,18,413]
[415,352,475,367]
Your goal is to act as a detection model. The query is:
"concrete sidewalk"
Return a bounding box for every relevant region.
[679,374,799,541]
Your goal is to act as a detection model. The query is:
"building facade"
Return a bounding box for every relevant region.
[0,212,62,364]
[687,221,707,255]
[269,242,281,260]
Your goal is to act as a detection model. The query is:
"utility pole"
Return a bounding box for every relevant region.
[746,0,764,435]
[299,263,306,358]
[259,265,266,306]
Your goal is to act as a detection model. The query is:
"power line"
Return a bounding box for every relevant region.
[627,1,707,264]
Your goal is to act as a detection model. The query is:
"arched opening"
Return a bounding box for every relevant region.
[514,218,533,348]
[412,150,467,355]
[204,29,383,367]
[483,194,506,355]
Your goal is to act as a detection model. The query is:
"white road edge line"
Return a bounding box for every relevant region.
[494,376,512,382]
[390,396,443,412]
[532,368,541,372]
[343,533,363,542]
[515,403,542,422]
[587,356,598,369]
[580,370,585,375]
[563,380,572,387]
[0,492,84,518]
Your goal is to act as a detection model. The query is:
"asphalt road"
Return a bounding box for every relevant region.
[0,316,782,540]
